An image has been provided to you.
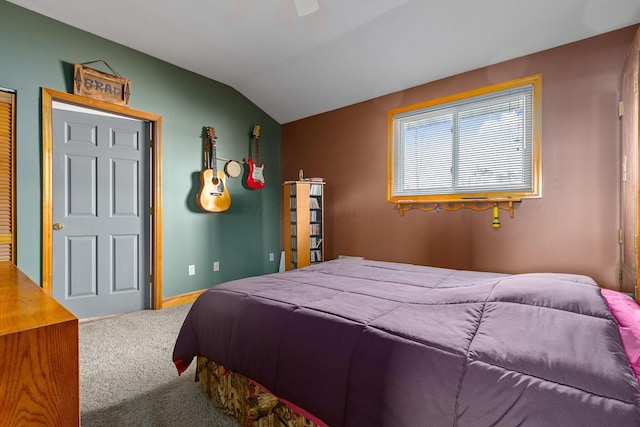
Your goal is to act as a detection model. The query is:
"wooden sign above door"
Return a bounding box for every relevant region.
[73,61,131,107]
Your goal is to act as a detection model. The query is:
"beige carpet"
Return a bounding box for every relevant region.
[79,303,239,427]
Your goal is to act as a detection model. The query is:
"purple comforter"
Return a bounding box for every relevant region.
[173,259,640,426]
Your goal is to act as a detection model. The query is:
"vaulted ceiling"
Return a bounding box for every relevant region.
[8,0,640,123]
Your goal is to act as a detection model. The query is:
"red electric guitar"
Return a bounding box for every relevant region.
[196,126,231,212]
[246,125,265,189]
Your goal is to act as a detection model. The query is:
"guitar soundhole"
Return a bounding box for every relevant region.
[212,177,220,185]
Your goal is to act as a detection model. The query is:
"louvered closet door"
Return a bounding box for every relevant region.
[0,91,15,262]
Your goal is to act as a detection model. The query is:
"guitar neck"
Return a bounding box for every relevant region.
[211,139,217,173]
[207,126,218,173]
[252,125,261,163]
[255,137,259,163]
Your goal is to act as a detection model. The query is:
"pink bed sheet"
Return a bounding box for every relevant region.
[602,289,640,383]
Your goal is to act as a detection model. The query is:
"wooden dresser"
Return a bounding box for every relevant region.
[0,261,79,426]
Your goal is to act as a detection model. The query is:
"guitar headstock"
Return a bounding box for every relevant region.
[207,126,217,141]
[252,125,261,139]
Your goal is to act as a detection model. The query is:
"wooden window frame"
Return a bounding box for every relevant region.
[387,75,542,216]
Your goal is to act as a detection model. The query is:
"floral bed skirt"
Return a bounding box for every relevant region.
[196,356,324,427]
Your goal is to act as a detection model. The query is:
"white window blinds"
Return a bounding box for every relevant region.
[388,75,541,203]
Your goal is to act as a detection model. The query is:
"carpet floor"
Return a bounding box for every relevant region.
[79,303,239,427]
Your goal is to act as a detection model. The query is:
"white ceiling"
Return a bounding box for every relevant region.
[9,0,640,124]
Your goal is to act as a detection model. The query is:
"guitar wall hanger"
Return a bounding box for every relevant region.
[215,157,246,164]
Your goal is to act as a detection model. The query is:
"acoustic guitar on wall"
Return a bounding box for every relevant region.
[246,125,265,189]
[196,126,231,212]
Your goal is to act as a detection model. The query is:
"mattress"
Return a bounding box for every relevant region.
[173,259,640,426]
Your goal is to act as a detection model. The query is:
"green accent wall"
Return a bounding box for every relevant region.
[0,2,282,297]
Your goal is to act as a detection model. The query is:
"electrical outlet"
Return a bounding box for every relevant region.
[213,261,220,272]
[269,252,275,262]
[188,264,195,276]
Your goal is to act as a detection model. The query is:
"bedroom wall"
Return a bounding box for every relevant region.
[282,25,639,290]
[0,2,282,298]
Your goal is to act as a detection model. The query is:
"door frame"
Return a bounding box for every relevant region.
[41,87,164,309]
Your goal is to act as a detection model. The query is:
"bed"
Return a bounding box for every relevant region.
[173,259,640,426]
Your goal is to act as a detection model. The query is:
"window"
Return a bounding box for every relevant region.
[0,89,15,261]
[387,74,541,208]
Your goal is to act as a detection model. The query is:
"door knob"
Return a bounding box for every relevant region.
[53,223,64,231]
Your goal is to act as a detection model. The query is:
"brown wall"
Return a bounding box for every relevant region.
[282,25,639,290]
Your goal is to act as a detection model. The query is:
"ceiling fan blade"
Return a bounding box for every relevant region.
[293,0,320,17]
